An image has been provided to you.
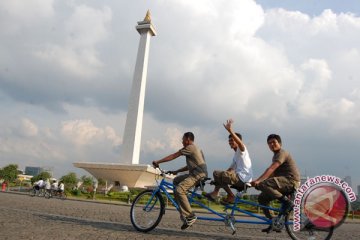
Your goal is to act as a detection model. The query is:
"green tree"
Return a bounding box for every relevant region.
[1,164,19,184]
[80,175,93,187]
[31,171,52,184]
[98,178,106,186]
[60,172,78,190]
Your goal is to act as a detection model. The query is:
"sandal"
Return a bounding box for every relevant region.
[220,197,235,205]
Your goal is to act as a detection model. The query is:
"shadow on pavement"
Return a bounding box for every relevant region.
[36,213,243,240]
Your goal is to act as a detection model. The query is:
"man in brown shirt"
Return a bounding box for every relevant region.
[152,132,208,230]
[251,134,300,233]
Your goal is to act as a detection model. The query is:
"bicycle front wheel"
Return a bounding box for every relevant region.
[38,189,45,197]
[285,208,333,240]
[130,190,165,232]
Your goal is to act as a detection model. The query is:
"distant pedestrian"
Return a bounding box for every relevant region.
[34,178,44,190]
[45,179,51,193]
[92,180,98,200]
[58,182,65,194]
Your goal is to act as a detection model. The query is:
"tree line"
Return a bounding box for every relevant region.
[0,164,101,190]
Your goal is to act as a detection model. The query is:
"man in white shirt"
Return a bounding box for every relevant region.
[34,178,44,190]
[205,119,253,204]
[45,179,51,193]
[51,180,58,191]
[58,182,65,193]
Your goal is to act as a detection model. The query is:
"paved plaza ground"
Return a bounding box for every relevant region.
[0,191,359,240]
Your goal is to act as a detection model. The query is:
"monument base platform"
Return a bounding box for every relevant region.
[73,162,172,188]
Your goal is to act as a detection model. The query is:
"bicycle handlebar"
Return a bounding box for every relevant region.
[153,166,174,177]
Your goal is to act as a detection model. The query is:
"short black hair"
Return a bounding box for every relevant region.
[183,132,195,141]
[267,134,282,145]
[229,133,242,140]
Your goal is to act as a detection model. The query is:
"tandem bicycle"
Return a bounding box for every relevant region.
[44,189,67,200]
[29,186,46,197]
[130,168,334,240]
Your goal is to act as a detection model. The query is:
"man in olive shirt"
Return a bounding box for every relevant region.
[251,134,300,232]
[152,132,208,230]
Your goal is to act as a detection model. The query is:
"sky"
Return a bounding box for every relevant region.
[0,0,359,190]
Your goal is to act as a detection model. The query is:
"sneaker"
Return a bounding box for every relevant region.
[181,215,197,230]
[220,196,235,205]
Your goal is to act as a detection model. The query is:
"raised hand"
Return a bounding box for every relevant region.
[152,161,159,168]
[223,119,234,132]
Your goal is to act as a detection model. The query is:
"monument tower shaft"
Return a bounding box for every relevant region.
[74,11,170,189]
[120,11,156,164]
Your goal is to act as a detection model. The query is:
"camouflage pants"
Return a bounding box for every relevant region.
[257,176,298,218]
[213,170,245,191]
[173,173,205,218]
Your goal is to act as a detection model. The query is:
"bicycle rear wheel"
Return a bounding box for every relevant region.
[44,190,51,199]
[130,190,165,232]
[29,189,36,197]
[285,208,333,240]
[60,192,67,200]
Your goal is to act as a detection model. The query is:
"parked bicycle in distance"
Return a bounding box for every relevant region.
[130,168,334,240]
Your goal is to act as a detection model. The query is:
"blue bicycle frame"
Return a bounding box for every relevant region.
[131,172,334,240]
[151,176,289,226]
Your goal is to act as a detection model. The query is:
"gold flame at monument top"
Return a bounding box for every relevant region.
[143,10,151,23]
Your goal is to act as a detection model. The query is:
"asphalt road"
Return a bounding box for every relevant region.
[0,191,359,240]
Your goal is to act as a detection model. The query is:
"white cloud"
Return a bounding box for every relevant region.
[65,5,112,48]
[337,98,355,114]
[104,126,122,146]
[0,0,54,21]
[35,45,103,78]
[20,118,39,137]
[145,139,165,152]
[0,118,65,162]
[0,138,65,161]
[165,128,183,151]
[296,59,332,116]
[35,4,112,78]
[61,119,121,147]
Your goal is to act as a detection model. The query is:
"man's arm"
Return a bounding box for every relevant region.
[227,161,235,171]
[152,151,182,168]
[171,165,189,175]
[223,119,245,152]
[251,161,281,187]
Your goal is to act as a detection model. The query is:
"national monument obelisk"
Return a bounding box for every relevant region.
[121,10,156,164]
[74,11,163,188]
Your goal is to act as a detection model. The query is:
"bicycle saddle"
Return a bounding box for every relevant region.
[195,177,211,188]
[230,182,251,192]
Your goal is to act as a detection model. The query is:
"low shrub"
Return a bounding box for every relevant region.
[71,189,81,196]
